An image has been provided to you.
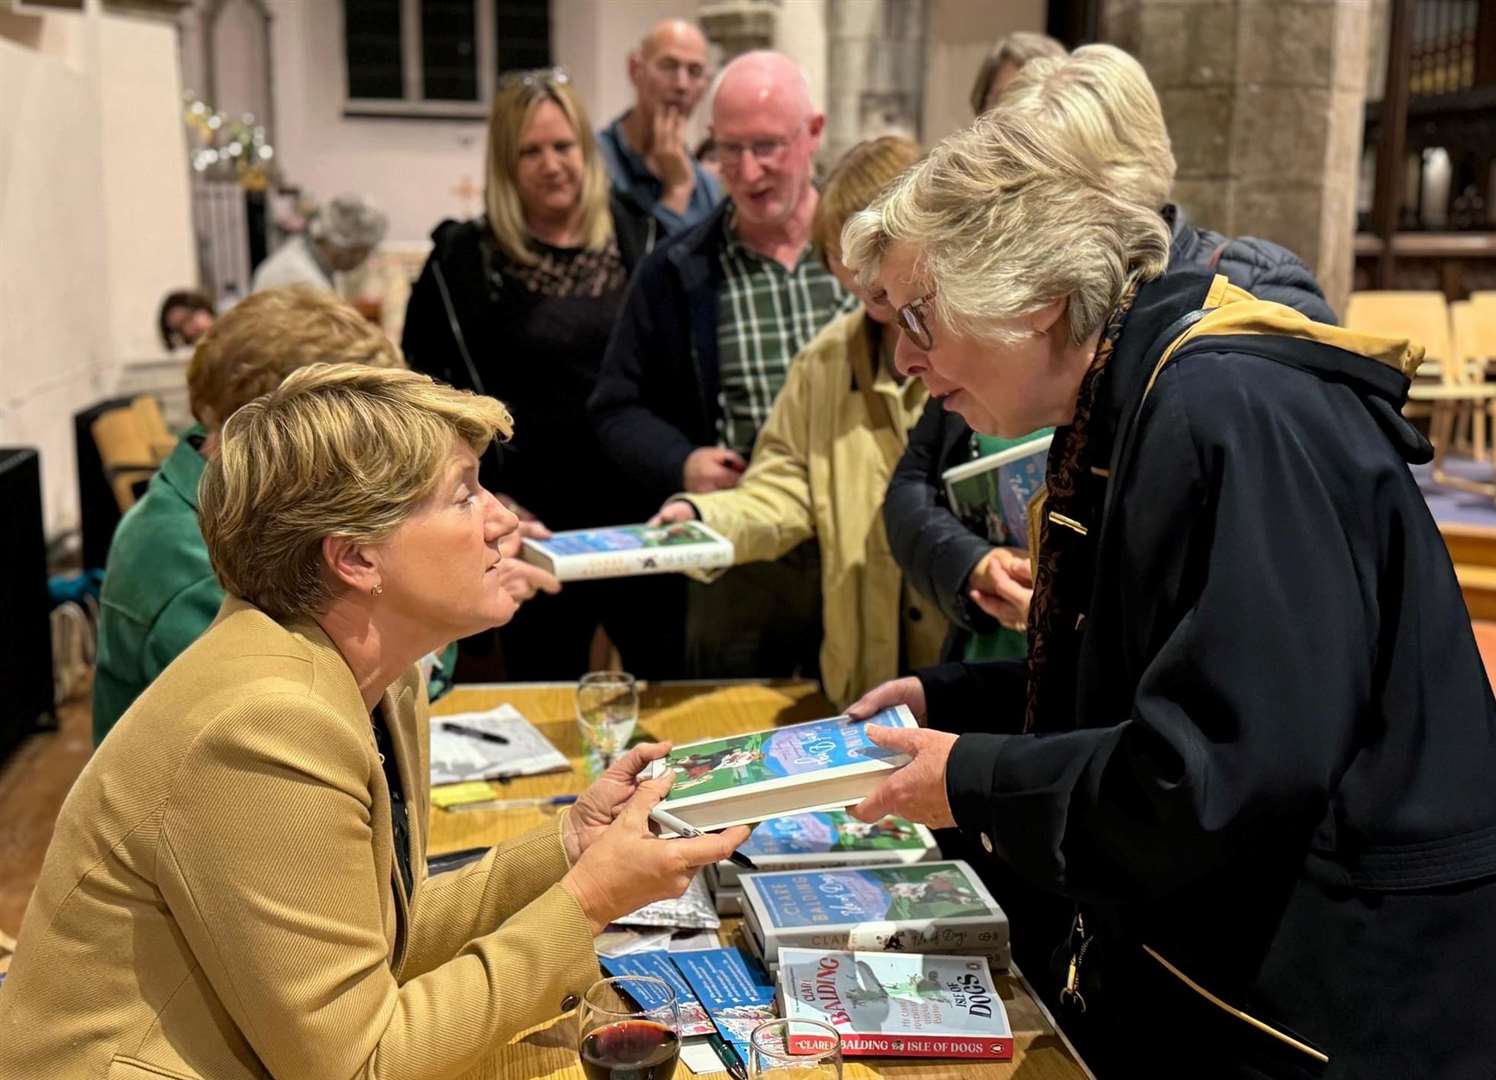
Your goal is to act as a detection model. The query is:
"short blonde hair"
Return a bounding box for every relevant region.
[812,135,922,264]
[999,44,1176,210]
[969,30,1067,115]
[199,364,514,621]
[186,287,403,431]
[841,105,1171,348]
[485,74,612,266]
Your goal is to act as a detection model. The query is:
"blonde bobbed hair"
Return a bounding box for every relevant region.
[199,364,514,621]
[840,100,1171,348]
[968,30,1067,115]
[484,74,613,266]
[812,134,922,265]
[998,44,1176,211]
[186,286,403,431]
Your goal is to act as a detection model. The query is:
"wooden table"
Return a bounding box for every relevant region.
[429,681,1089,1080]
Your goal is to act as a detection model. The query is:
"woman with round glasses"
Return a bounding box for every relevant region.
[840,46,1496,1080]
[403,69,678,679]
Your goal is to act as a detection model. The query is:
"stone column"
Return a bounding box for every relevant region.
[823,0,926,167]
[1103,0,1371,317]
[699,0,781,64]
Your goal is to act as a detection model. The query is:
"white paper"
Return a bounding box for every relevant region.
[429,703,569,785]
[593,927,676,958]
[668,930,723,952]
[613,874,721,930]
[679,1040,727,1074]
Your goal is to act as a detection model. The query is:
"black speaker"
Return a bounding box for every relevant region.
[0,448,56,762]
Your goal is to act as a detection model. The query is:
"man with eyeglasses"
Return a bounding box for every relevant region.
[591,50,856,680]
[598,18,722,238]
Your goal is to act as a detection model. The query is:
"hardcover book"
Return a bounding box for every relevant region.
[740,861,1009,970]
[941,432,1053,550]
[777,947,1013,1059]
[520,521,734,581]
[643,707,918,830]
[598,950,716,1038]
[712,811,938,888]
[672,947,778,1059]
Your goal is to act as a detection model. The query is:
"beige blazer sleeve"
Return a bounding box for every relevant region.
[689,353,818,566]
[155,692,598,1080]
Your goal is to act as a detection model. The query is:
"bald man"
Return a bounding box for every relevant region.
[590,51,855,680]
[598,18,722,237]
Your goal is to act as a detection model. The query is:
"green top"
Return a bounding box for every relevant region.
[93,427,223,744]
[960,429,1054,663]
[93,427,457,745]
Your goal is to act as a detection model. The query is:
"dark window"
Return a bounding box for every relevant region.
[422,0,479,101]
[496,0,551,75]
[345,0,405,101]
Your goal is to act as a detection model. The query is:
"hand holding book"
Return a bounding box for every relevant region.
[848,725,960,830]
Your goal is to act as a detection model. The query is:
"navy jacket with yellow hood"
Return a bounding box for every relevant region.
[928,268,1496,1079]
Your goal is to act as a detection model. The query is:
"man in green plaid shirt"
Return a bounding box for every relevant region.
[591,51,857,677]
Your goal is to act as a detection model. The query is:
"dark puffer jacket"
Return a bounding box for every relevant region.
[885,204,1337,646]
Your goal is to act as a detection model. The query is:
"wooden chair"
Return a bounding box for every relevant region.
[1397,295,1496,497]
[90,395,179,514]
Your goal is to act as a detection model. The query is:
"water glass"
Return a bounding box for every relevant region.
[578,974,681,1080]
[747,1018,842,1078]
[577,670,639,772]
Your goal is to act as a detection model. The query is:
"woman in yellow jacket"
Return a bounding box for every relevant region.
[0,364,745,1079]
[653,137,946,709]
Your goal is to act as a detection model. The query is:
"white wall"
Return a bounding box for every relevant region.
[922,0,1047,143]
[271,0,707,246]
[0,8,195,538]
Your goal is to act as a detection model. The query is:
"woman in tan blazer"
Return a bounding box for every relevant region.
[0,363,747,1079]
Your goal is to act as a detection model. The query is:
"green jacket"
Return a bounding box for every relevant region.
[93,427,221,744]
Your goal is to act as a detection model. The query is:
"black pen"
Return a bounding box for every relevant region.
[648,806,758,871]
[706,1032,748,1080]
[441,721,509,745]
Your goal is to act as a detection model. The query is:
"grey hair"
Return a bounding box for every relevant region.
[309,194,389,250]
[840,103,1171,348]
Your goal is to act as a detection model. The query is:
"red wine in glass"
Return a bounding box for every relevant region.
[579,1019,680,1080]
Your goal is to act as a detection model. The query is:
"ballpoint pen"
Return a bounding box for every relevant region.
[648,806,758,871]
[440,721,509,744]
[445,793,579,813]
[705,1031,748,1080]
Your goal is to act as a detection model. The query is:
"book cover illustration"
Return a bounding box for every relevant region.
[753,863,991,929]
[672,947,778,1057]
[778,948,1013,1059]
[942,433,1053,550]
[598,950,716,1038]
[740,811,928,857]
[428,703,569,786]
[535,522,721,559]
[656,707,915,803]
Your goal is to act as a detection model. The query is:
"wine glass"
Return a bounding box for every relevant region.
[577,671,639,773]
[747,1018,842,1078]
[578,974,681,1080]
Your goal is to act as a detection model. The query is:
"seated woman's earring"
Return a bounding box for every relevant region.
[371,582,384,598]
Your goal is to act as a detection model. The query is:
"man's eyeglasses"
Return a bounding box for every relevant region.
[499,66,570,91]
[898,291,937,351]
[716,123,804,169]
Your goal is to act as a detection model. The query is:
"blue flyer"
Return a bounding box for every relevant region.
[671,947,778,1057]
[598,950,714,1036]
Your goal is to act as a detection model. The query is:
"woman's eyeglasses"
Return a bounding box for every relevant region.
[498,66,570,90]
[898,291,937,351]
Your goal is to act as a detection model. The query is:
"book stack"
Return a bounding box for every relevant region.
[739,860,1010,975]
[706,810,939,916]
[777,947,1013,1060]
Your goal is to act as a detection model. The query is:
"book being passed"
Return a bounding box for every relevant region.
[519,521,734,582]
[643,707,918,830]
[941,432,1052,550]
[778,948,1012,1059]
[741,860,1008,969]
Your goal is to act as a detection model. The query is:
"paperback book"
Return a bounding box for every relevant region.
[643,706,919,830]
[941,432,1053,550]
[520,521,734,581]
[598,950,716,1038]
[740,860,1009,970]
[711,811,938,889]
[672,947,779,1060]
[428,703,569,786]
[777,947,1013,1059]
